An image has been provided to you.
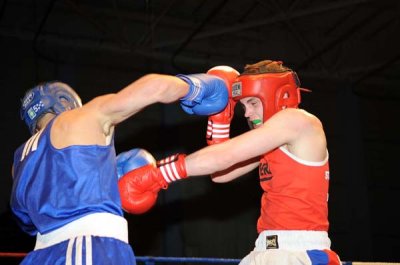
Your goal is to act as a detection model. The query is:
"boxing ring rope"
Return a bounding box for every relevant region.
[1,252,399,265]
[0,252,27,258]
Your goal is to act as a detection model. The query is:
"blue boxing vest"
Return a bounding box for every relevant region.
[10,117,123,236]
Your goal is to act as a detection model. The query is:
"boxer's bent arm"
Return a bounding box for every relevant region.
[185,109,324,182]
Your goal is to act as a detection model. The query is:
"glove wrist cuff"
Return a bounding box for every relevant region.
[157,154,187,184]
[177,74,201,102]
[206,120,230,140]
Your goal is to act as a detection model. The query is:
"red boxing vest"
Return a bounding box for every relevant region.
[257,147,330,233]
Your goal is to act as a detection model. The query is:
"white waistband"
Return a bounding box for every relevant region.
[34,213,128,250]
[254,230,331,251]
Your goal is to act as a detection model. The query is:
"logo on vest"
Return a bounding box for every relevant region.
[266,235,279,249]
[259,161,272,182]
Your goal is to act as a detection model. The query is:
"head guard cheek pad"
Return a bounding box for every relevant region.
[232,60,303,122]
[20,81,82,134]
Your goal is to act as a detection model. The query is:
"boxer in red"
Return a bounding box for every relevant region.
[119,60,341,265]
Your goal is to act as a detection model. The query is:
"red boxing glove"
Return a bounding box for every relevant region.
[118,154,187,214]
[206,66,239,145]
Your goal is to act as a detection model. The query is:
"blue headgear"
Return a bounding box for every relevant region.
[20,81,82,134]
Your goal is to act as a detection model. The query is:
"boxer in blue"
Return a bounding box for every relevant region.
[11,67,238,265]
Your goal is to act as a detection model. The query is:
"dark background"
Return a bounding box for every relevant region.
[1,0,400,263]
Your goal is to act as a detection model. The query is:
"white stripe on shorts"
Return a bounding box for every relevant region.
[66,237,75,265]
[85,236,92,265]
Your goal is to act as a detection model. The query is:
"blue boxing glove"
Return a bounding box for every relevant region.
[116,148,156,180]
[177,73,228,115]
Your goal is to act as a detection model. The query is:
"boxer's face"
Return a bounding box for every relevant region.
[239,97,263,129]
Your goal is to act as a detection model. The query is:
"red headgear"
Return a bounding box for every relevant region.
[232,60,303,122]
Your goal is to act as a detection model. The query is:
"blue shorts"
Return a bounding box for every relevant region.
[21,236,135,265]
